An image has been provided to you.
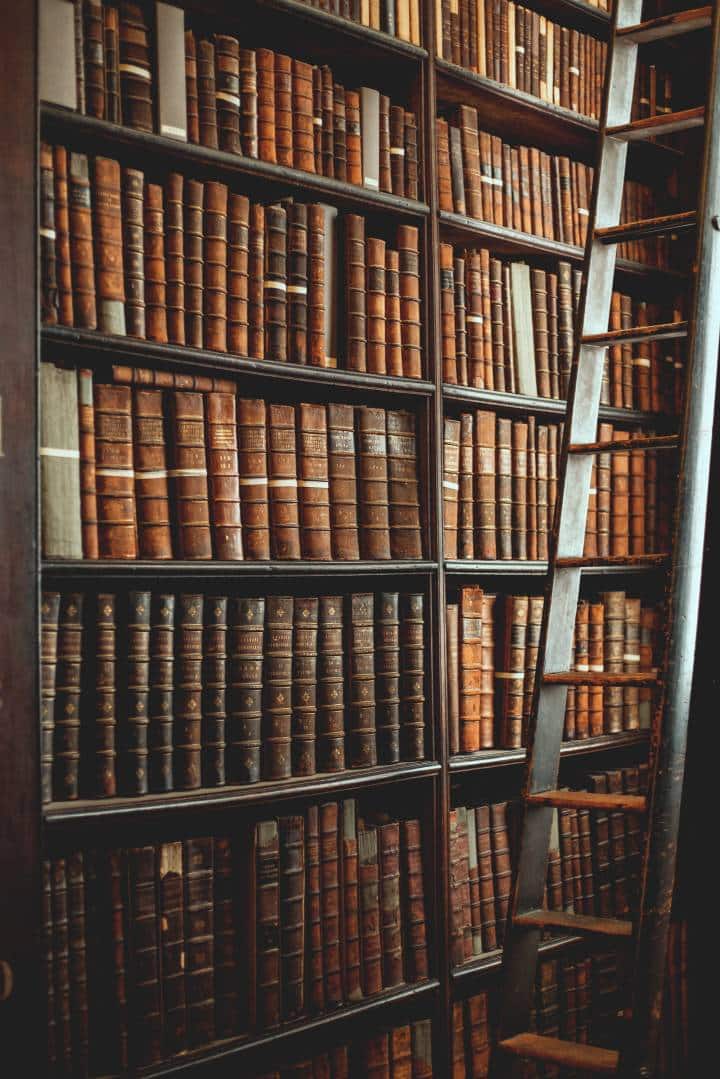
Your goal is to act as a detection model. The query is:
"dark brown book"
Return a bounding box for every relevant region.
[293,59,316,173]
[440,245,456,384]
[390,104,406,198]
[53,592,84,802]
[400,593,425,760]
[358,407,391,560]
[94,383,137,559]
[77,368,99,560]
[83,0,105,118]
[341,800,363,1003]
[183,837,215,1046]
[459,586,483,754]
[121,167,145,338]
[327,402,360,560]
[317,596,346,773]
[168,391,212,559]
[334,82,347,182]
[197,39,218,148]
[118,2,153,131]
[402,818,428,981]
[263,596,293,780]
[42,860,56,1069]
[378,821,404,987]
[387,410,422,559]
[278,815,305,1022]
[446,603,460,756]
[173,593,204,791]
[158,842,187,1056]
[267,402,301,560]
[237,46,258,158]
[358,826,383,997]
[118,590,151,796]
[213,836,240,1038]
[379,93,391,193]
[206,392,243,560]
[214,34,241,154]
[92,155,126,335]
[291,596,319,776]
[264,203,288,363]
[436,118,453,213]
[182,177,203,348]
[248,202,266,358]
[127,845,163,1066]
[344,214,367,372]
[227,597,265,783]
[237,397,271,559]
[132,388,172,559]
[41,592,61,804]
[348,593,377,768]
[40,142,58,325]
[148,593,175,792]
[227,192,250,356]
[287,202,309,365]
[375,592,401,764]
[202,596,228,787]
[297,402,332,560]
[496,416,512,559]
[274,52,293,168]
[143,182,169,343]
[497,594,528,749]
[90,592,117,798]
[163,172,185,345]
[53,145,74,326]
[449,807,471,965]
[475,805,497,951]
[68,152,97,328]
[256,820,281,1031]
[185,30,199,143]
[256,48,276,164]
[203,181,229,352]
[319,802,343,1008]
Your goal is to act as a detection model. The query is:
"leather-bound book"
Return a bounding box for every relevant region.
[436,118,453,213]
[327,403,360,560]
[202,596,228,787]
[348,593,377,767]
[496,416,512,559]
[465,252,483,388]
[317,596,345,773]
[267,403,301,560]
[610,429,630,557]
[263,596,293,780]
[358,407,391,559]
[443,417,460,558]
[446,603,460,755]
[214,34,241,154]
[454,256,468,387]
[239,47,258,158]
[274,53,293,167]
[379,94,391,193]
[459,106,481,219]
[278,816,305,1022]
[474,805,497,951]
[397,225,422,380]
[450,807,472,965]
[574,601,590,740]
[197,39,219,148]
[466,809,482,955]
[490,801,512,943]
[83,0,105,118]
[402,819,428,981]
[52,146,74,326]
[385,248,403,377]
[400,593,425,760]
[389,105,405,197]
[50,856,73,1072]
[341,800,363,1002]
[557,260,573,397]
[250,205,267,358]
[227,192,250,355]
[479,593,495,750]
[297,403,332,560]
[237,397,270,559]
[255,820,281,1031]
[256,49,276,163]
[358,826,383,996]
[42,859,56,1069]
[344,214,367,372]
[163,173,185,345]
[183,837,215,1047]
[498,594,528,749]
[168,392,212,559]
[213,836,240,1038]
[404,111,419,201]
[596,421,612,558]
[308,203,338,369]
[68,152,97,328]
[93,383,137,559]
[391,1026,413,1075]
[40,143,58,325]
[127,846,162,1066]
[291,596,319,776]
[622,598,641,731]
[449,125,466,215]
[387,410,422,559]
[90,593,117,798]
[587,601,605,737]
[227,597,265,783]
[41,592,61,804]
[319,802,343,1008]
[411,1019,433,1078]
[305,805,325,1014]
[345,89,362,186]
[148,593,174,792]
[121,167,146,338]
[174,593,204,790]
[206,392,243,560]
[118,2,153,130]
[471,410,495,561]
[264,203,288,362]
[119,591,151,795]
[364,1032,390,1077]
[334,82,347,182]
[293,60,316,172]
[132,388,172,559]
[375,592,401,763]
[378,819,404,987]
[183,178,204,347]
[458,412,474,559]
[601,591,625,735]
[92,156,126,335]
[143,182,169,343]
[158,842,186,1056]
[287,202,309,365]
[459,587,483,753]
[77,368,99,560]
[185,31,199,142]
[366,236,387,374]
[321,67,336,178]
[203,181,229,352]
[523,594,543,744]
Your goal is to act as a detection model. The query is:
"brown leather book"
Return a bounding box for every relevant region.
[495,416,512,559]
[182,177,204,348]
[291,596,319,776]
[42,859,57,1069]
[404,111,419,201]
[440,244,457,384]
[213,836,240,1038]
[446,603,460,755]
[443,417,460,558]
[264,203,288,362]
[327,403,360,560]
[239,47,258,158]
[375,592,401,764]
[202,596,228,787]
[92,156,126,335]
[401,819,428,982]
[214,34,241,154]
[308,202,338,369]
[132,388,172,559]
[385,248,403,377]
[185,31,199,143]
[83,0,105,118]
[488,256,505,391]
[387,410,422,559]
[68,152,97,329]
[496,594,528,749]
[610,429,630,557]
[344,214,367,372]
[475,805,497,951]
[306,804,325,1013]
[459,106,482,220]
[203,181,229,353]
[293,59,316,173]
[287,202,309,365]
[256,48,276,163]
[465,253,484,388]
[449,807,471,965]
[334,82,347,183]
[470,410,495,560]
[206,392,243,560]
[436,118,453,213]
[148,593,175,792]
[297,403,332,560]
[358,826,383,996]
[458,412,474,559]
[118,2,153,131]
[158,842,186,1056]
[466,809,482,956]
[127,846,162,1066]
[52,593,84,801]
[317,596,346,773]
[77,368,99,560]
[389,104,405,198]
[267,403,301,560]
[378,821,404,987]
[459,586,483,753]
[321,66,336,178]
[511,421,528,560]
[40,142,58,325]
[197,39,219,148]
[319,802,343,1007]
[490,801,512,943]
[341,800,363,1002]
[120,167,145,338]
[53,146,74,326]
[358,407,391,560]
[237,397,270,559]
[400,593,425,762]
[168,392,212,559]
[379,93,391,193]
[263,596,293,780]
[143,182,168,343]
[366,236,387,375]
[601,591,625,735]
[523,594,544,744]
[163,172,185,345]
[90,593,117,799]
[40,592,61,804]
[249,202,266,359]
[182,837,215,1046]
[94,383,137,559]
[274,53,293,168]
[113,367,235,394]
[348,593,377,767]
[397,225,422,380]
[227,596,265,783]
[449,125,466,216]
[454,256,468,387]
[227,192,250,355]
[279,816,306,1021]
[345,88,362,186]
[120,591,151,795]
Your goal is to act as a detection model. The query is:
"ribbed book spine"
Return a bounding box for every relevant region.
[148,593,175,792]
[317,596,346,773]
[174,593,204,790]
[292,596,319,776]
[348,593,377,768]
[227,597,265,783]
[202,596,228,787]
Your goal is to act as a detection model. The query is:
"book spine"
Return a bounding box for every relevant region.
[174,593,204,790]
[342,800,363,1002]
[144,182,169,343]
[121,167,146,338]
[358,407,391,559]
[327,402,360,560]
[459,586,483,753]
[77,368,99,560]
[214,34,241,154]
[344,214,367,372]
[43,860,56,1069]
[91,592,117,798]
[305,804,325,1013]
[53,146,75,326]
[227,596,265,783]
[263,595,294,780]
[375,592,401,763]
[446,603,460,756]
[158,841,187,1056]
[203,181,229,352]
[83,0,105,118]
[293,59,316,172]
[169,391,212,559]
[291,596,319,776]
[92,155,126,334]
[297,402,332,560]
[378,821,404,987]
[400,593,426,760]
[213,836,240,1038]
[387,410,422,559]
[348,593,377,767]
[206,391,243,560]
[358,827,383,996]
[68,152,97,329]
[93,383,137,559]
[320,802,344,1007]
[41,592,61,804]
[67,854,89,1066]
[279,815,306,1021]
[228,192,250,355]
[317,596,346,772]
[185,31,199,143]
[183,837,215,1046]
[475,805,497,951]
[287,202,309,365]
[118,2,153,131]
[197,39,219,148]
[490,801,512,944]
[128,846,162,1066]
[50,857,73,1072]
[402,819,428,981]
[443,417,460,557]
[266,402,301,560]
[132,387,172,559]
[40,142,59,325]
[149,593,175,792]
[163,172,185,345]
[366,236,387,375]
[256,49,276,163]
[202,596,228,787]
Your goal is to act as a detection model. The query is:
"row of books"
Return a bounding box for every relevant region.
[296,0,423,44]
[43,4,420,196]
[446,588,662,753]
[43,804,429,1074]
[450,767,648,965]
[443,414,675,563]
[256,1019,433,1078]
[40,145,423,376]
[41,588,426,804]
[440,245,685,413]
[41,364,425,562]
[437,110,672,266]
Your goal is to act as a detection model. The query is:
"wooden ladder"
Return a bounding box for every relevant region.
[492,3,720,1077]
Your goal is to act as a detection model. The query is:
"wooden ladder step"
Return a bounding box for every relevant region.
[514,908,634,938]
[595,211,696,244]
[582,320,689,346]
[617,6,712,43]
[555,553,669,568]
[543,670,659,687]
[607,105,705,140]
[497,1033,620,1074]
[568,434,680,454]
[525,790,648,812]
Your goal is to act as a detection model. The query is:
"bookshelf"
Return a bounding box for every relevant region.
[0,0,697,1074]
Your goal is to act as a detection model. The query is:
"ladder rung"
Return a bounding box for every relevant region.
[544,670,659,687]
[514,908,634,938]
[582,320,689,346]
[497,1034,620,1074]
[617,6,712,43]
[568,434,679,454]
[555,553,669,568]
[607,106,705,141]
[595,212,696,244]
[525,790,648,812]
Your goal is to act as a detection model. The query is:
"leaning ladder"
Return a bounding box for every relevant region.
[492,3,720,1076]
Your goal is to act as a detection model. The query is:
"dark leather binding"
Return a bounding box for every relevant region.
[144,182,169,343]
[133,388,172,559]
[490,801,512,944]
[305,804,324,1013]
[263,596,294,780]
[287,201,309,365]
[119,591,151,795]
[279,815,306,1020]
[385,247,403,377]
[317,595,346,773]
[69,151,97,328]
[164,172,185,345]
[206,391,244,560]
[148,593,175,792]
[327,403,360,560]
[249,202,265,359]
[204,181,229,352]
[228,596,265,783]
[256,48,276,164]
[400,593,425,760]
[41,591,61,804]
[387,409,422,559]
[264,203,288,363]
[237,397,271,560]
[358,407,390,560]
[202,596,228,787]
[375,592,401,764]
[94,383,137,559]
[255,820,281,1031]
[292,596,319,776]
[185,30,199,143]
[197,39,219,148]
[182,837,215,1047]
[168,391,212,559]
[228,192,250,356]
[127,845,162,1066]
[297,402,332,560]
[293,59,316,173]
[214,34,241,154]
[92,155,126,335]
[348,593,377,768]
[274,53,293,168]
[402,819,428,981]
[40,142,59,324]
[53,145,75,325]
[342,799,363,1002]
[358,825,383,997]
[213,836,240,1038]
[174,593,204,790]
[183,178,204,348]
[268,403,301,560]
[83,0,105,118]
[239,47,259,158]
[366,235,387,375]
[378,821,404,987]
[398,225,421,378]
[91,592,117,798]
[320,802,343,1007]
[158,841,187,1056]
[118,2,153,132]
[344,214,366,372]
[122,167,146,338]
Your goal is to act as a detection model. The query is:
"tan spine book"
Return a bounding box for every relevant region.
[168,392,212,559]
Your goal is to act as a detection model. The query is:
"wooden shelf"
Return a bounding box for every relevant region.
[518,0,611,36]
[451,935,585,994]
[40,105,429,220]
[42,326,435,400]
[449,731,651,774]
[44,760,441,828]
[442,382,679,427]
[251,0,428,59]
[445,559,667,577]
[42,559,438,580]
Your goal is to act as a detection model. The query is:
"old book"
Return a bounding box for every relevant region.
[53,146,75,325]
[496,417,512,559]
[450,125,466,214]
[293,59,316,172]
[182,837,215,1046]
[127,846,162,1066]
[321,67,336,179]
[40,142,59,325]
[474,805,497,952]
[446,604,460,755]
[203,181,229,352]
[320,802,344,1007]
[132,388,172,559]
[213,836,239,1038]
[202,596,228,787]
[443,417,460,558]
[348,593,377,767]
[358,407,391,559]
[267,403,301,560]
[119,591,151,795]
[206,392,243,560]
[40,592,61,804]
[309,203,338,368]
[279,815,305,1020]
[390,105,405,197]
[327,403,360,560]
[103,4,120,122]
[473,409,497,560]
[291,596,319,776]
[183,178,204,347]
[387,410,422,559]
[317,596,346,772]
[239,47,259,158]
[459,587,483,753]
[227,596,265,783]
[155,2,187,139]
[121,167,145,338]
[174,593,204,791]
[163,172,185,345]
[148,593,175,792]
[237,397,270,560]
[490,801,512,943]
[256,48,276,163]
[341,800,363,1002]
[228,192,250,355]
[197,39,219,148]
[366,236,387,374]
[185,31,199,141]
[68,152,97,328]
[358,827,383,996]
[378,821,404,987]
[89,592,117,798]
[274,53,293,167]
[214,34,241,154]
[306,804,325,1014]
[158,842,186,1055]
[118,2,153,131]
[345,88,362,185]
[458,412,474,558]
[510,262,538,397]
[375,592,401,763]
[333,82,347,183]
[143,182,168,342]
[83,0,105,118]
[94,383,137,559]
[263,596,294,780]
[168,392,212,559]
[498,594,528,749]
[297,403,332,559]
[440,245,456,384]
[264,203,288,362]
[344,213,367,372]
[402,819,428,981]
[449,807,471,965]
[41,364,82,559]
[360,86,380,190]
[436,118,454,213]
[602,590,625,735]
[52,593,84,801]
[454,256,468,386]
[287,202,309,365]
[511,422,528,559]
